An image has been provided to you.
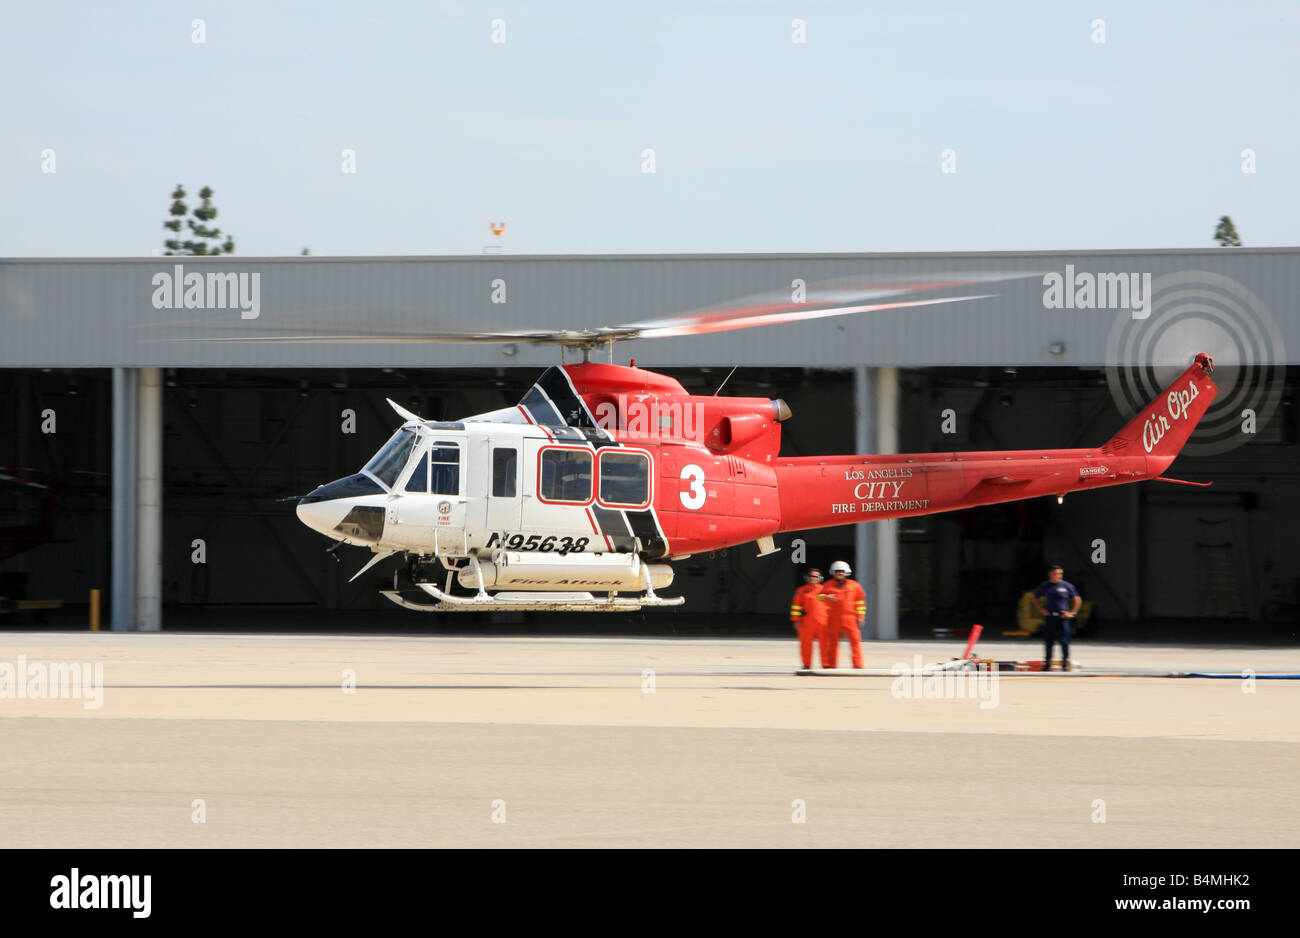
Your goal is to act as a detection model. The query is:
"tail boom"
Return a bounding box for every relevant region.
[775,354,1218,534]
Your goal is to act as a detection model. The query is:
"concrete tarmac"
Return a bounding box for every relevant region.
[1,632,1297,848]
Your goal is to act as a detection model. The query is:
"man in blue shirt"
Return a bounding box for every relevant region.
[1033,565,1081,671]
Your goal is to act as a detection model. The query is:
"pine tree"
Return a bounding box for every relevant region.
[162,185,188,254]
[1213,215,1241,247]
[161,184,236,255]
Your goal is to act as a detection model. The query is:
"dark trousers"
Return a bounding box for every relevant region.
[1043,614,1071,666]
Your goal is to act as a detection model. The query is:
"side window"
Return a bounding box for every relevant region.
[539,448,592,503]
[429,442,460,496]
[405,451,428,493]
[492,447,517,497]
[599,450,650,506]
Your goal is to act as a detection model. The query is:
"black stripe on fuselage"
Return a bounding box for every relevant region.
[520,368,669,559]
[624,510,667,559]
[538,367,599,430]
[520,386,563,427]
[592,506,636,552]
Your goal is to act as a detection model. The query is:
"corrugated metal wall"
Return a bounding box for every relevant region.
[3,250,1296,368]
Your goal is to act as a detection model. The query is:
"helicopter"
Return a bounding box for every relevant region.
[288,295,1219,612]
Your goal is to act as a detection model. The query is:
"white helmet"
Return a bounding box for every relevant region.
[830,560,851,576]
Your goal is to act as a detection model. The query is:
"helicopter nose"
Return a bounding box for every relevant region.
[296,496,346,537]
[296,473,386,539]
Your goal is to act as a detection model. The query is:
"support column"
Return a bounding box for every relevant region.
[874,367,900,640]
[853,367,876,638]
[111,368,137,631]
[136,368,163,632]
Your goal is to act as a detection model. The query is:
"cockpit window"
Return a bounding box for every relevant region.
[364,429,417,488]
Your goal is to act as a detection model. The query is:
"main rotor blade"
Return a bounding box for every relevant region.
[629,294,996,338]
[158,271,1038,350]
[168,326,643,349]
[617,272,1035,337]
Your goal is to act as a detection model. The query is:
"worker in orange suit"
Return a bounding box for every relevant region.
[821,560,866,669]
[790,568,828,672]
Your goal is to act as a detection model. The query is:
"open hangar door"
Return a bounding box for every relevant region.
[0,369,111,626]
[161,367,530,630]
[657,368,854,629]
[4,364,1294,638]
[157,366,842,633]
[891,365,1300,641]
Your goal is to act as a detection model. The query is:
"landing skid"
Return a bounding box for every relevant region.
[380,583,685,613]
[379,551,685,612]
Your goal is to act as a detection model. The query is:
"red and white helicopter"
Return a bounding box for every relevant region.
[289,291,1219,613]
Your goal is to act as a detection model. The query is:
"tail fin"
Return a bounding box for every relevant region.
[1101,353,1218,472]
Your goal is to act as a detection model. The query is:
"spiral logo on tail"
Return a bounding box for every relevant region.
[1106,270,1285,456]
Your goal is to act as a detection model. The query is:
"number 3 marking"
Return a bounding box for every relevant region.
[680,464,706,510]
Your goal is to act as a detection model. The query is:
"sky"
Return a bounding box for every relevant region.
[3,0,1298,257]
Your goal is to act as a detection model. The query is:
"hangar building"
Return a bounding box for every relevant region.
[2,249,1297,638]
